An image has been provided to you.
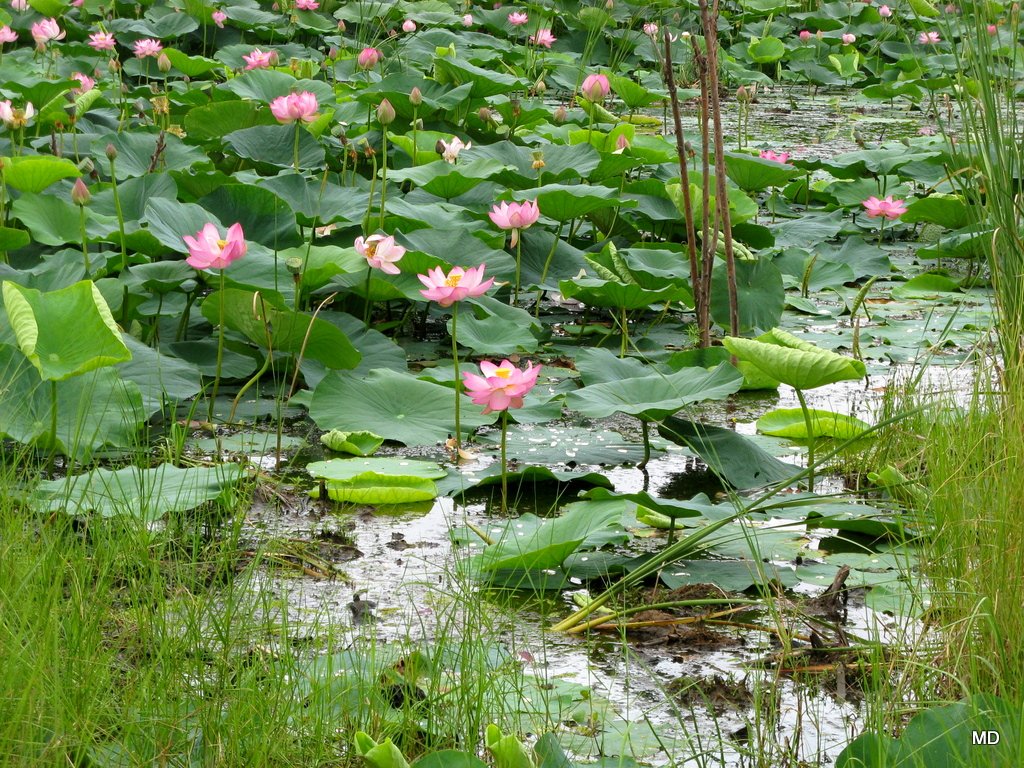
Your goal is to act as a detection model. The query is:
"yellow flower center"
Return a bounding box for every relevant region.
[445,274,463,287]
[217,239,228,249]
[364,242,378,257]
[494,368,512,379]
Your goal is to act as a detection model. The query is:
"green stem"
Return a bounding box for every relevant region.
[78,205,90,277]
[48,379,58,477]
[230,343,272,424]
[411,106,418,166]
[500,409,508,514]
[362,264,373,326]
[293,122,300,171]
[639,419,650,470]
[379,132,388,230]
[513,235,522,305]
[109,157,128,274]
[535,220,566,318]
[619,305,628,357]
[451,304,461,450]
[795,389,815,491]
[210,270,226,424]
[364,152,378,235]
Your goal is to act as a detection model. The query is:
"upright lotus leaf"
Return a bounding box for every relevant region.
[484,725,534,768]
[710,259,785,333]
[2,280,130,381]
[353,732,411,768]
[320,430,385,457]
[722,329,866,391]
[0,344,143,461]
[747,36,786,64]
[200,289,359,370]
[30,463,246,520]
[0,156,80,193]
[724,152,800,192]
[309,368,496,445]
[566,364,743,420]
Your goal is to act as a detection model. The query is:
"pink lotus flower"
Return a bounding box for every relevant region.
[799,30,811,40]
[418,264,495,307]
[10,0,27,9]
[270,91,319,123]
[987,23,998,35]
[183,222,247,270]
[212,9,227,27]
[581,73,611,102]
[355,234,406,275]
[462,14,473,26]
[133,38,163,58]
[643,22,658,37]
[295,0,318,8]
[489,200,541,247]
[508,11,528,25]
[613,134,630,153]
[71,72,95,94]
[31,18,64,46]
[402,19,417,32]
[759,149,790,164]
[357,47,382,70]
[243,48,276,69]
[879,5,892,17]
[0,26,17,44]
[440,136,470,163]
[462,360,542,414]
[918,30,941,44]
[862,195,908,220]
[530,28,557,47]
[841,33,856,44]
[89,31,116,51]
[0,100,33,127]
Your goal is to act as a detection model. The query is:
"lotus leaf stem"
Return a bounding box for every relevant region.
[209,270,226,424]
[451,304,462,450]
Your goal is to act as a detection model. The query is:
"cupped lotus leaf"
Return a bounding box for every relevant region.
[747,36,786,64]
[450,305,539,355]
[200,184,300,249]
[722,329,866,391]
[30,463,246,521]
[219,69,334,105]
[574,347,654,386]
[757,408,872,440]
[515,184,633,221]
[200,289,359,369]
[387,158,512,200]
[2,280,130,381]
[309,368,496,446]
[99,131,208,179]
[666,347,779,390]
[353,734,411,768]
[183,100,275,143]
[607,74,664,110]
[900,194,970,229]
[724,151,800,192]
[359,76,474,120]
[711,259,785,333]
[658,416,796,489]
[558,277,691,310]
[432,56,523,98]
[319,430,385,457]
[890,272,961,299]
[0,344,143,461]
[566,363,743,420]
[223,125,326,169]
[161,48,221,77]
[0,156,80,193]
[484,725,534,768]
[438,464,612,498]
[307,457,446,504]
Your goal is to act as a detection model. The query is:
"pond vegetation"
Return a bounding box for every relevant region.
[0,0,1023,765]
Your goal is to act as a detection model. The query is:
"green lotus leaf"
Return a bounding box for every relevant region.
[900,194,970,229]
[30,463,246,520]
[666,347,779,390]
[0,344,143,461]
[319,430,385,456]
[2,280,130,381]
[658,416,796,489]
[353,733,411,768]
[223,125,326,169]
[722,329,866,391]
[724,151,800,192]
[432,56,523,98]
[515,183,633,221]
[558,277,690,310]
[309,368,496,446]
[0,156,80,193]
[711,259,785,333]
[162,48,222,77]
[307,457,446,504]
[387,158,512,200]
[757,408,872,440]
[200,289,359,369]
[566,363,742,420]
[747,36,786,64]
[410,751,487,768]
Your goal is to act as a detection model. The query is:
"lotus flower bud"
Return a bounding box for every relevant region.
[337,19,346,31]
[108,58,120,73]
[157,52,172,72]
[71,178,91,206]
[105,143,117,161]
[553,105,567,123]
[376,98,396,125]
[534,78,546,94]
[181,278,198,294]
[477,106,493,123]
[409,86,422,106]
[736,85,751,103]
